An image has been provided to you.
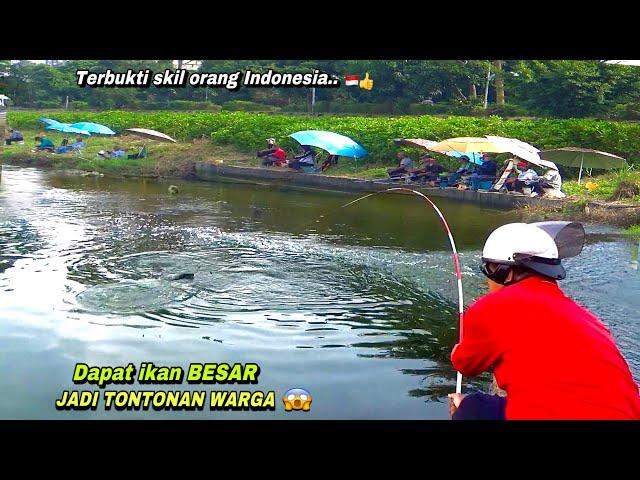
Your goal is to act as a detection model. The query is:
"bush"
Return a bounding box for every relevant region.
[222,100,281,112]
[478,104,530,118]
[610,103,640,121]
[71,101,90,110]
[409,101,477,116]
[32,100,62,109]
[168,100,222,112]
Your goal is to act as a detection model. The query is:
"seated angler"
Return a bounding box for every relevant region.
[5,128,24,145]
[32,135,55,153]
[387,152,413,179]
[533,166,565,198]
[257,138,288,167]
[469,153,498,190]
[410,154,445,184]
[447,155,476,187]
[288,145,316,171]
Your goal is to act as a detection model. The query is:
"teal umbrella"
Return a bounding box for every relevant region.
[289,130,367,158]
[541,147,626,184]
[39,118,62,127]
[46,123,91,136]
[70,122,116,135]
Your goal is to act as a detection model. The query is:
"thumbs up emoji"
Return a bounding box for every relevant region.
[359,72,374,91]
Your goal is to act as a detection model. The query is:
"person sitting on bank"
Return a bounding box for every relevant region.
[70,137,87,150]
[498,159,526,192]
[97,145,126,159]
[469,153,499,190]
[512,161,540,194]
[478,153,498,177]
[5,128,24,145]
[110,145,126,158]
[288,145,316,171]
[54,137,86,154]
[410,154,445,184]
[447,155,476,187]
[387,152,414,179]
[448,222,640,420]
[533,166,565,198]
[32,135,55,152]
[257,138,288,167]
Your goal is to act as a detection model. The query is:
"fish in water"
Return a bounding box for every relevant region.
[168,185,179,194]
[169,272,195,281]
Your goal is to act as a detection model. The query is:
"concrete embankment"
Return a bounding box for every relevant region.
[195,163,564,210]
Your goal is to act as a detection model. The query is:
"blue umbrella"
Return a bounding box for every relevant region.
[46,123,92,136]
[445,151,484,165]
[70,122,116,135]
[39,117,62,126]
[289,130,367,158]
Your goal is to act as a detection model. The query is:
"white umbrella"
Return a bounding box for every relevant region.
[394,138,439,150]
[485,135,540,154]
[485,136,558,171]
[124,128,177,143]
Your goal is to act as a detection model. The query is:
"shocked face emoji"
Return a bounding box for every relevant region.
[283,388,312,412]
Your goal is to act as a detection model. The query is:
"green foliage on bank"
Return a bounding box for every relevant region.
[8,111,640,166]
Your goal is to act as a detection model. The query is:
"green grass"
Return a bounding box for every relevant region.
[562,169,640,204]
[321,159,389,179]
[624,224,640,236]
[2,128,252,176]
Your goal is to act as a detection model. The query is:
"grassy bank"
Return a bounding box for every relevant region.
[2,129,253,177]
[624,225,640,236]
[7,111,640,168]
[563,170,640,204]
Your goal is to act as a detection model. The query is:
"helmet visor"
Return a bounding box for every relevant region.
[531,221,585,259]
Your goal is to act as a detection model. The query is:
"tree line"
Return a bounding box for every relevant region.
[1,60,640,119]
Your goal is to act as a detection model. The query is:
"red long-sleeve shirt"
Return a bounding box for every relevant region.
[451,276,640,420]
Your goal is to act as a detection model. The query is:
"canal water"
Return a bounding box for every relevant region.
[1,166,638,418]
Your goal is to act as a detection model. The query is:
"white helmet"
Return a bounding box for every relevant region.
[482,222,585,281]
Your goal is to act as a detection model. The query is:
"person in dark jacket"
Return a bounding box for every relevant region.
[5,128,24,145]
[410,154,446,183]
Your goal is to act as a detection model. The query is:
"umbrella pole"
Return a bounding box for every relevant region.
[578,153,584,184]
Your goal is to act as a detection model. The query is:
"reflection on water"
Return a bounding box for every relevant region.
[630,240,639,270]
[0,166,638,419]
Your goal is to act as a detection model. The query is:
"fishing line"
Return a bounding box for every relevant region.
[341,187,465,394]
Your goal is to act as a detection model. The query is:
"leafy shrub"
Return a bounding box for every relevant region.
[479,104,530,117]
[71,101,90,110]
[168,100,222,111]
[32,100,62,109]
[222,100,280,112]
[609,103,640,121]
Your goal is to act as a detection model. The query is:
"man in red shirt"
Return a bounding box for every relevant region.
[449,221,640,420]
[257,138,287,167]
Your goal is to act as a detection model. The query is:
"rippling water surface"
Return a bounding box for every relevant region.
[0,166,638,418]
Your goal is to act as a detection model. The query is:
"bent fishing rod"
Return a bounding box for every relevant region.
[340,187,465,394]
